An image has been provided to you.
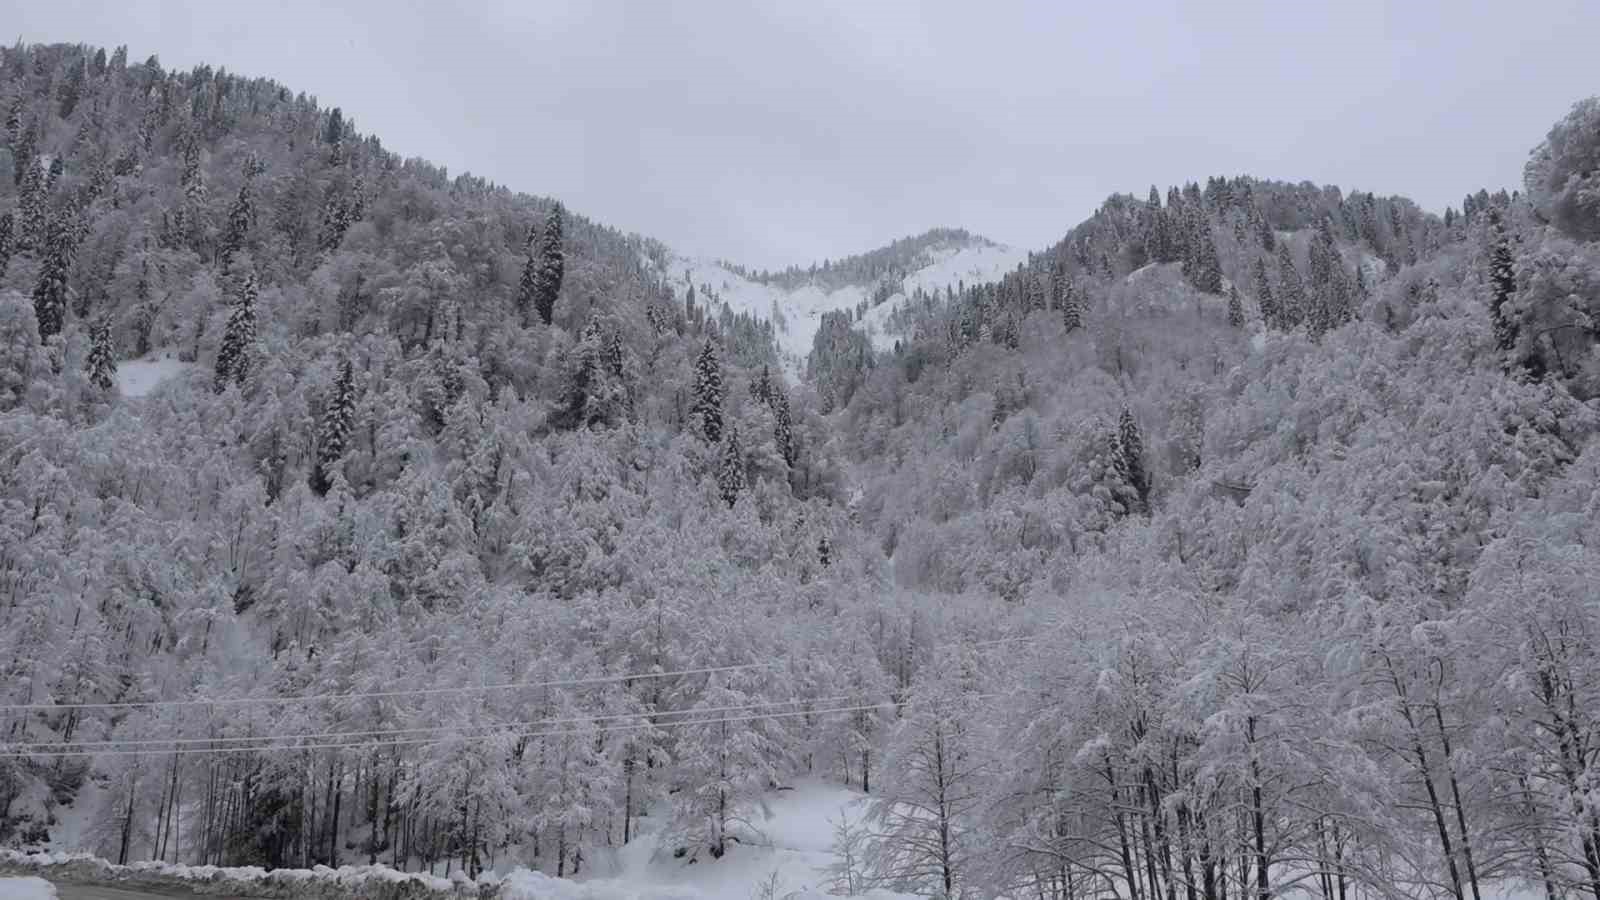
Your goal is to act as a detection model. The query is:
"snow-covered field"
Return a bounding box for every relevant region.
[672,241,1029,376]
[115,353,192,398]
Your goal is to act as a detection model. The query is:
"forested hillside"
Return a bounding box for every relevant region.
[4,40,1600,900]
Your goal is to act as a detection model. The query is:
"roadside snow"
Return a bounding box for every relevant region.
[0,877,57,900]
[116,354,192,398]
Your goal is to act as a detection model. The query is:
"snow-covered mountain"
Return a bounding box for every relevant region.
[667,234,1030,376]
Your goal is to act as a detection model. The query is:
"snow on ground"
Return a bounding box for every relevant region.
[672,241,1029,378]
[115,353,192,398]
[503,780,902,900]
[0,877,57,900]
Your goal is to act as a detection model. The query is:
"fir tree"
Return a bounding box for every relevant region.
[0,213,12,279]
[818,536,831,568]
[1487,210,1519,357]
[311,357,356,496]
[222,179,253,260]
[86,315,116,391]
[1114,406,1149,512]
[604,329,626,379]
[10,120,33,187]
[4,97,21,152]
[16,156,46,251]
[31,212,74,342]
[717,424,745,507]
[532,204,566,326]
[1227,285,1245,328]
[749,364,774,406]
[1275,243,1305,328]
[1061,280,1083,333]
[1254,256,1278,329]
[214,271,259,391]
[516,226,538,325]
[691,338,725,444]
[773,389,795,468]
[319,185,349,253]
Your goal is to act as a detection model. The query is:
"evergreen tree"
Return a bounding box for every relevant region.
[318,185,350,253]
[86,315,116,391]
[717,424,744,508]
[1487,210,1519,358]
[10,119,33,187]
[16,155,47,251]
[1061,280,1083,333]
[1145,185,1168,261]
[1276,243,1306,328]
[749,364,774,406]
[516,226,539,326]
[1227,285,1245,328]
[691,338,724,444]
[214,271,258,391]
[1114,406,1149,512]
[818,536,831,568]
[532,203,565,326]
[0,213,12,279]
[222,179,253,260]
[323,107,344,145]
[1254,256,1278,329]
[604,329,626,379]
[311,357,356,496]
[4,97,21,151]
[773,389,795,468]
[31,212,74,342]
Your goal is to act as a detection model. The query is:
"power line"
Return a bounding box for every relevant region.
[0,699,935,759]
[0,634,1041,715]
[0,660,781,713]
[0,693,871,751]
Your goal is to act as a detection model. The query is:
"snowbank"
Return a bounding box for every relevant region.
[0,851,487,899]
[0,877,58,900]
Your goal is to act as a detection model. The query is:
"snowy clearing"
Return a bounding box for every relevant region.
[671,241,1028,376]
[115,355,192,398]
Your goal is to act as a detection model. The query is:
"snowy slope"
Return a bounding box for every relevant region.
[670,239,1029,378]
[116,353,193,398]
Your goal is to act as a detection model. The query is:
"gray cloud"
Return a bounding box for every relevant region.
[6,0,1598,267]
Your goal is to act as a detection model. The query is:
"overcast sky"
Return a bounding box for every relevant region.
[6,0,1599,268]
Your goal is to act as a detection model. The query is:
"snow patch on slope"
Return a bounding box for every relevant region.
[670,241,1029,377]
[116,353,193,398]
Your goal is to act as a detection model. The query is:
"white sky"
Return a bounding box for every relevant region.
[6,0,1599,268]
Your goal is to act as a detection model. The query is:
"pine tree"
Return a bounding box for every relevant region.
[1275,243,1305,328]
[1227,285,1245,328]
[604,329,625,379]
[31,212,74,342]
[818,535,831,568]
[4,97,21,152]
[311,357,356,496]
[222,179,253,260]
[1487,210,1519,357]
[717,425,745,508]
[0,213,12,279]
[1114,406,1149,512]
[86,315,117,391]
[749,364,773,406]
[773,389,795,468]
[214,271,259,391]
[16,156,47,251]
[11,120,34,187]
[1254,257,1278,329]
[532,203,565,326]
[319,185,349,253]
[1145,186,1168,261]
[1061,280,1083,333]
[691,338,724,444]
[516,226,539,326]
